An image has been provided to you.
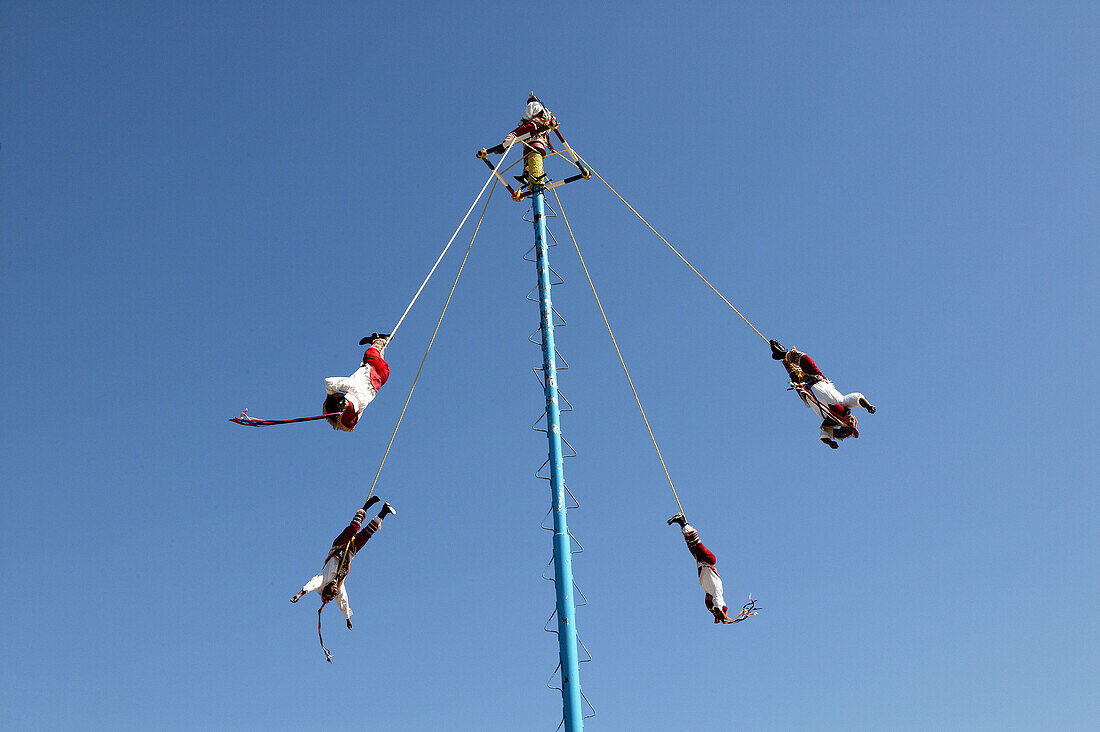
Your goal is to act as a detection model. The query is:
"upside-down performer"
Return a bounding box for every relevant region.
[291,496,397,661]
[323,333,391,432]
[770,339,876,449]
[667,513,755,624]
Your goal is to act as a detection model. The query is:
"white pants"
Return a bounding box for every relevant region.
[699,567,725,610]
[804,381,867,437]
[300,555,352,620]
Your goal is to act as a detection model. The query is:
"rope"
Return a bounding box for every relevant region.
[365,180,499,500]
[388,141,517,343]
[551,187,684,515]
[571,150,769,344]
[317,606,333,663]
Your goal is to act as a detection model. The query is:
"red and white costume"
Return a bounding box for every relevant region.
[297,512,383,622]
[324,345,390,432]
[502,98,556,156]
[783,349,870,440]
[682,525,728,622]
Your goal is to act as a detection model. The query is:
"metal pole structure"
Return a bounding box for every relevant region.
[527,148,584,731]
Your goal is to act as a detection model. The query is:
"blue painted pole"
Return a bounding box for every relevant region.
[529,155,584,731]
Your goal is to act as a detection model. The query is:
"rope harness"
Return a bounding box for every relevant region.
[787,382,860,438]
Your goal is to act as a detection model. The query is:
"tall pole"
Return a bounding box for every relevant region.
[528,148,584,731]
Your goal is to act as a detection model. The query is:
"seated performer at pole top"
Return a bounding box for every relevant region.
[502,94,557,185]
[770,339,876,449]
[667,513,736,623]
[291,496,397,629]
[323,333,391,432]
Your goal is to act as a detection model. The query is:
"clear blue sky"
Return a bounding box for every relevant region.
[3,2,1097,729]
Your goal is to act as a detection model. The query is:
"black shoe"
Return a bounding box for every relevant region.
[363,496,380,511]
[769,339,787,360]
[377,502,397,519]
[359,333,392,346]
[859,397,876,414]
[821,437,839,449]
[667,512,686,527]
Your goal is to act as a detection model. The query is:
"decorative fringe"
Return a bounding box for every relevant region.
[230,409,341,427]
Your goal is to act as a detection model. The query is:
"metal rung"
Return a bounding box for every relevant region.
[581,690,596,720]
[523,206,558,223]
[546,662,562,690]
[577,634,592,662]
[561,436,577,459]
[523,240,559,263]
[564,483,581,509]
[573,581,588,608]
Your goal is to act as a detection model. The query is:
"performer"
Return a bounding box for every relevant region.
[667,513,736,623]
[291,496,397,629]
[323,333,391,432]
[502,93,557,187]
[770,339,876,449]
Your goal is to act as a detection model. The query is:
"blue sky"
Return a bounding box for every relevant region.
[2,2,1097,729]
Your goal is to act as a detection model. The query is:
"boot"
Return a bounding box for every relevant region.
[667,512,687,528]
[769,339,787,360]
[859,397,876,414]
[291,590,305,603]
[362,496,380,512]
[377,502,397,520]
[820,436,839,449]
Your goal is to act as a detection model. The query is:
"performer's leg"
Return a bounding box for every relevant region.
[839,391,875,413]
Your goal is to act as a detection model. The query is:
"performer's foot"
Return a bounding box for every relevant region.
[820,437,839,449]
[378,502,396,519]
[363,496,380,511]
[346,619,353,630]
[859,397,876,414]
[667,512,686,527]
[769,339,787,360]
[359,333,392,346]
[291,591,305,603]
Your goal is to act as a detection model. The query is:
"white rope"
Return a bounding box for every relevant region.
[388,141,517,342]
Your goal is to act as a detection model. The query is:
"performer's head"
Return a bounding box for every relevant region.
[321,581,339,603]
[323,394,348,429]
[834,416,858,440]
[523,99,546,121]
[370,337,388,356]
